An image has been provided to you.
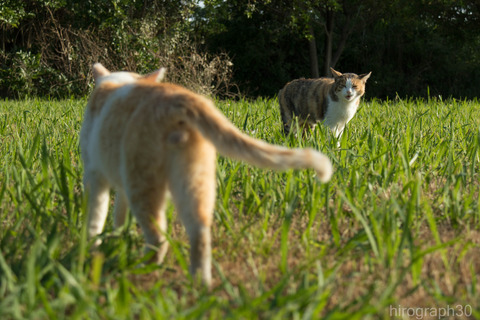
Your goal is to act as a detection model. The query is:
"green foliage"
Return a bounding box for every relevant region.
[2,0,480,98]
[0,0,234,98]
[200,0,480,98]
[0,0,31,27]
[0,97,479,318]
[199,0,312,96]
[340,0,480,99]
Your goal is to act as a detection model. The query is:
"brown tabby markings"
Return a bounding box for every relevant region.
[278,68,371,137]
[80,63,333,288]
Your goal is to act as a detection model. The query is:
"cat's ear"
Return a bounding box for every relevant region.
[142,67,166,83]
[92,63,110,81]
[330,68,342,78]
[359,72,372,82]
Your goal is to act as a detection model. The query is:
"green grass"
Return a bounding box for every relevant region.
[0,96,479,319]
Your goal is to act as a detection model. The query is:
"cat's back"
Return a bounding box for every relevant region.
[278,77,334,123]
[89,80,214,150]
[279,77,334,106]
[88,81,196,128]
[83,81,205,185]
[280,77,333,94]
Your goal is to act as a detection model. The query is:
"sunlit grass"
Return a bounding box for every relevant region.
[0,96,479,319]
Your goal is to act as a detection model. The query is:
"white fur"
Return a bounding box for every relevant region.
[324,88,361,139]
[85,85,134,184]
[343,79,355,101]
[80,79,135,241]
[95,72,138,86]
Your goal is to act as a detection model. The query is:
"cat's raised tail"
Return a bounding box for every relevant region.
[168,94,333,183]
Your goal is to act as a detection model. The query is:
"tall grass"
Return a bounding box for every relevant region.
[0,96,479,319]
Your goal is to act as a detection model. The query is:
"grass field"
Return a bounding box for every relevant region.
[0,96,479,319]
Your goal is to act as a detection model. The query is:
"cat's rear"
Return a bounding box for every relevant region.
[80,63,333,288]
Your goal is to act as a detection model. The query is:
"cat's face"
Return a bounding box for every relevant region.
[331,69,371,102]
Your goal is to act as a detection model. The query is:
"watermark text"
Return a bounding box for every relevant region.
[389,304,472,319]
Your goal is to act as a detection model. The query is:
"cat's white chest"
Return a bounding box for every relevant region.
[323,96,360,138]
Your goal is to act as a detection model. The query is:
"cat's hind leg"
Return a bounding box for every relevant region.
[127,182,169,265]
[168,142,216,288]
[84,172,110,246]
[280,107,292,135]
[169,179,215,288]
[113,191,128,229]
[279,90,293,135]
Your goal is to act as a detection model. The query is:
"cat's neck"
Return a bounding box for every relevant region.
[324,95,360,138]
[325,95,360,120]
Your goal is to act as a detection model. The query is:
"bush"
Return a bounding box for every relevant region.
[0,1,236,98]
[155,34,237,97]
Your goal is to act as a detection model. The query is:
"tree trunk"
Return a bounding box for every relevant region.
[308,24,319,78]
[331,2,353,69]
[323,8,334,76]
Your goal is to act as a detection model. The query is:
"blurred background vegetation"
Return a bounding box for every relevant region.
[1,0,479,99]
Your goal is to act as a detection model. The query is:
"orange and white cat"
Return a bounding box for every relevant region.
[80,63,333,287]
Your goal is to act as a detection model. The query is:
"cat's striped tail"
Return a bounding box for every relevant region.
[176,94,333,183]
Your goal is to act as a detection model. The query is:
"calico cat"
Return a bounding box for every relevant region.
[80,63,333,287]
[278,68,371,138]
